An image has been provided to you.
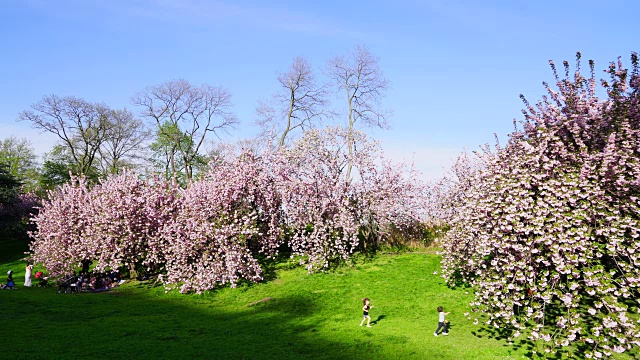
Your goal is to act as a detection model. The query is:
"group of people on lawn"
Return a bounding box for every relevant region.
[72,260,122,291]
[2,264,52,289]
[360,298,451,336]
[1,262,123,292]
[0,264,38,290]
[1,264,44,289]
[75,270,123,291]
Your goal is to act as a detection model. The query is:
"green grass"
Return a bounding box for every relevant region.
[0,237,538,359]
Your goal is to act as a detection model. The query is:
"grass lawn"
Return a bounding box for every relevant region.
[2,236,629,360]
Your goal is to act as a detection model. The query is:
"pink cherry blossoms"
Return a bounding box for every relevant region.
[158,151,282,293]
[439,53,640,356]
[275,126,425,271]
[29,126,426,294]
[29,173,178,279]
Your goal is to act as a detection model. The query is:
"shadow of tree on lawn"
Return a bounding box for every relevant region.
[2,288,381,360]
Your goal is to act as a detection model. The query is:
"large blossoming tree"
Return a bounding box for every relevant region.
[29,126,426,293]
[157,151,283,293]
[440,53,640,357]
[29,173,178,277]
[275,126,425,270]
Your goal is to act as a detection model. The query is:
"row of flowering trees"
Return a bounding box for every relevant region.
[28,126,425,293]
[436,53,640,357]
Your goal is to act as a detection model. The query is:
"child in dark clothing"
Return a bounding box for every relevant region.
[434,306,450,336]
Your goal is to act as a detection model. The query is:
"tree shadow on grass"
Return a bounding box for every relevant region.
[135,279,164,289]
[2,289,381,360]
[471,325,535,357]
[133,250,295,292]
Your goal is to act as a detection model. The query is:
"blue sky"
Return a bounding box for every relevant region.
[1,0,639,179]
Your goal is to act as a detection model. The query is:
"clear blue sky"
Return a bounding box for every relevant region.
[1,0,638,179]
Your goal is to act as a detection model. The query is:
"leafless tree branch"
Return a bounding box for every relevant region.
[98,108,151,174]
[327,44,391,180]
[255,57,330,148]
[132,79,237,183]
[18,95,111,175]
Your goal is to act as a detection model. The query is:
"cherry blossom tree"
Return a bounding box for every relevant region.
[28,173,177,278]
[29,176,94,277]
[274,126,425,270]
[440,53,640,357]
[28,127,426,293]
[424,148,492,226]
[88,172,178,275]
[157,150,283,293]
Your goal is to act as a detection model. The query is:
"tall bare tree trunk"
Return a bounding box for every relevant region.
[169,151,177,187]
[346,89,355,182]
[278,90,296,148]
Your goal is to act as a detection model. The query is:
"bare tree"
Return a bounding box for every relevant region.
[327,45,390,180]
[98,108,151,175]
[256,57,329,148]
[132,79,237,184]
[18,95,111,175]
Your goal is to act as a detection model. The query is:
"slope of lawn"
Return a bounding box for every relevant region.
[0,237,528,359]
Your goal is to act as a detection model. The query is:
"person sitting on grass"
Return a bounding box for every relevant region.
[434,306,450,336]
[360,298,374,328]
[1,270,15,289]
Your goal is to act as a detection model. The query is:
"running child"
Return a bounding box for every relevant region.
[360,298,374,327]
